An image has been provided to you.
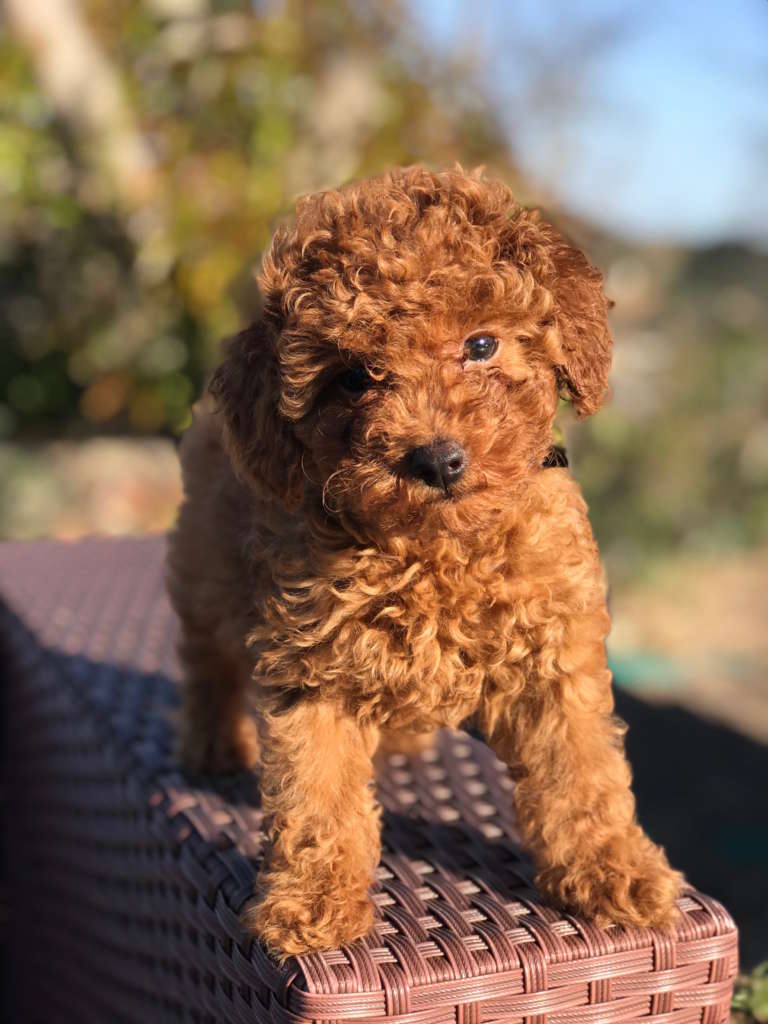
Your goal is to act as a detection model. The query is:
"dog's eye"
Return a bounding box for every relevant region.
[464,334,499,362]
[337,365,373,395]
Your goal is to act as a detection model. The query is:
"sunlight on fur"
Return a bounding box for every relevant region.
[166,165,682,958]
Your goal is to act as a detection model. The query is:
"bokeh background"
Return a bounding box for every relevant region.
[1,0,766,993]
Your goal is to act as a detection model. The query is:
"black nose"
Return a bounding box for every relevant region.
[407,438,467,490]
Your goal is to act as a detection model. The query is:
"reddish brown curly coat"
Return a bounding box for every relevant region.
[166,165,681,958]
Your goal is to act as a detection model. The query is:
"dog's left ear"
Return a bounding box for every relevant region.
[546,238,614,417]
[501,214,613,417]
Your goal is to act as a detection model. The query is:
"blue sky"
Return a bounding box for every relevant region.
[411,0,768,245]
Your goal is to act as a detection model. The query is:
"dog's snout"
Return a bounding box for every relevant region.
[407,438,467,490]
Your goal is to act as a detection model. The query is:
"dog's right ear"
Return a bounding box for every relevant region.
[209,319,305,512]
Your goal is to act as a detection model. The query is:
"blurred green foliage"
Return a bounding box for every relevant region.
[570,240,768,576]
[733,962,768,1023]
[1,0,767,573]
[0,0,515,437]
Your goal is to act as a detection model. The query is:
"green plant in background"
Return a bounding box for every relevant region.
[1,0,767,576]
[0,0,518,438]
[733,963,768,1023]
[567,240,768,581]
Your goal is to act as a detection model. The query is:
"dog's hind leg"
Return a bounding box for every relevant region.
[166,408,261,776]
[174,619,260,775]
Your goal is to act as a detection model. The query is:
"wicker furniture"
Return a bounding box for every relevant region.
[1,536,738,1024]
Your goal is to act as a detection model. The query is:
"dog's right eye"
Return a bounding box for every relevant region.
[337,365,372,395]
[464,334,499,362]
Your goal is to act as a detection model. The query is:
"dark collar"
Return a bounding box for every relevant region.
[542,444,568,468]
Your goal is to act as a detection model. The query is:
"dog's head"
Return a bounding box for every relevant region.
[211,167,612,539]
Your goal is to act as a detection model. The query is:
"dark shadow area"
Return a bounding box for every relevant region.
[616,688,768,968]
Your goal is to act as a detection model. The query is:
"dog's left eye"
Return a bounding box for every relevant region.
[464,334,499,362]
[337,365,373,395]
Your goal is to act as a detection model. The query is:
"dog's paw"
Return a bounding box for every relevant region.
[537,832,683,930]
[177,715,259,776]
[243,885,375,958]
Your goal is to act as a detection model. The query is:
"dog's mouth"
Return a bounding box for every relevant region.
[321,456,498,539]
[419,481,481,503]
[323,452,490,522]
[395,470,487,509]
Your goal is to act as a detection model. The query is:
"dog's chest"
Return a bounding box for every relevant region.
[327,552,530,727]
[257,540,539,727]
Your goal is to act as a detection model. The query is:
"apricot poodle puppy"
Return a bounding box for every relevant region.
[167,165,681,957]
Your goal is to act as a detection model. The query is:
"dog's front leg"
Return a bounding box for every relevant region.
[479,611,682,929]
[244,694,381,956]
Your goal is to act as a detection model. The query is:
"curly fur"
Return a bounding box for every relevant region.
[166,165,681,958]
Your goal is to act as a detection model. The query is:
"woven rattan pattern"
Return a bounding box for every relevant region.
[1,536,737,1024]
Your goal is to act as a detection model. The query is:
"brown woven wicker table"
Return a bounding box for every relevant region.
[1,536,738,1024]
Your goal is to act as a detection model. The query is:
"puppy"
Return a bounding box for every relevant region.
[166,165,681,956]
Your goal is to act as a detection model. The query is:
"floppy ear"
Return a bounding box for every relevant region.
[209,318,305,511]
[547,239,614,417]
[501,211,613,417]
